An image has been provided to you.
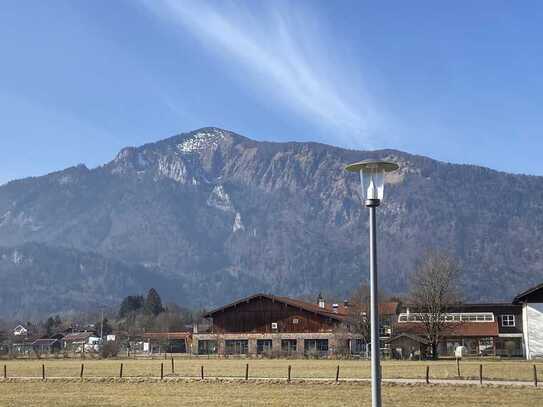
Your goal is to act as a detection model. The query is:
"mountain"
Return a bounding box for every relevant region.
[1,127,542,317]
[0,242,183,320]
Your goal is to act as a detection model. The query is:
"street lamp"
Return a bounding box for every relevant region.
[345,159,399,407]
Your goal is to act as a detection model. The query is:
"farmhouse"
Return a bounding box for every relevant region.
[513,282,543,360]
[193,293,398,357]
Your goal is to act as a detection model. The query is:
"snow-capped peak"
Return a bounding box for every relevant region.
[178,130,226,154]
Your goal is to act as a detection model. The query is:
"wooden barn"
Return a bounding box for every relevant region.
[193,293,397,357]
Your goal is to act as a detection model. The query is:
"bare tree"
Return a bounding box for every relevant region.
[409,251,461,359]
[347,284,371,348]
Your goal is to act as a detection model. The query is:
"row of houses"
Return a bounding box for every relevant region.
[2,328,191,356]
[187,281,543,360]
[3,282,543,360]
[189,293,524,359]
[6,330,102,355]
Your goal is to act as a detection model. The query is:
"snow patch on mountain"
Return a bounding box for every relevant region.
[58,175,73,185]
[233,212,244,232]
[207,184,234,212]
[0,210,42,231]
[178,130,226,154]
[1,249,32,265]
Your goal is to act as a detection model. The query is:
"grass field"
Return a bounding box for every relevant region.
[0,358,541,382]
[0,380,542,407]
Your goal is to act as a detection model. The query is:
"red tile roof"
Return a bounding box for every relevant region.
[396,321,499,337]
[63,332,96,341]
[143,332,191,340]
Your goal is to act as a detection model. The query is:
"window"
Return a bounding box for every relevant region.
[257,339,273,354]
[350,339,366,355]
[397,312,494,323]
[304,339,329,355]
[292,318,299,324]
[501,315,515,327]
[281,339,297,354]
[271,322,278,330]
[197,340,217,355]
[225,340,248,355]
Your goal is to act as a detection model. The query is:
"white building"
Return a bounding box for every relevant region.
[513,283,543,360]
[12,325,28,336]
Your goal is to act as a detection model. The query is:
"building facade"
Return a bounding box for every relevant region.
[394,303,523,357]
[513,283,543,360]
[194,291,533,359]
[193,293,397,357]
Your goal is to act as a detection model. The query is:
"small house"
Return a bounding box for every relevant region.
[32,338,61,354]
[63,332,100,352]
[142,332,191,353]
[386,333,430,360]
[12,325,29,337]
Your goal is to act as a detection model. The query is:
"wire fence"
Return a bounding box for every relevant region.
[0,359,541,386]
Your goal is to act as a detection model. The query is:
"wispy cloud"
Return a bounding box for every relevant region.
[140,0,383,147]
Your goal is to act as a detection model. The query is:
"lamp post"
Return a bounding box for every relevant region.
[345,159,399,407]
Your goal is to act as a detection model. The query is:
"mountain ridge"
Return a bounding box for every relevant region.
[0,127,542,317]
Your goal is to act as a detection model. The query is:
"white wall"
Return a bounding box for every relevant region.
[524,303,543,359]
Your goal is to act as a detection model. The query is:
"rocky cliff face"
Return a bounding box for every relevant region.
[1,127,542,317]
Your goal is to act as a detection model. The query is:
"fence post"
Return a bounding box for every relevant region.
[456,358,460,377]
[42,364,45,381]
[80,363,84,379]
[3,364,6,379]
[161,363,164,380]
[200,365,204,380]
[425,366,429,384]
[119,363,123,379]
[479,364,483,385]
[336,365,340,383]
[288,365,291,382]
[534,364,538,387]
[171,357,174,374]
[245,363,249,381]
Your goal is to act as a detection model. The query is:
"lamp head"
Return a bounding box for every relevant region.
[345,159,399,206]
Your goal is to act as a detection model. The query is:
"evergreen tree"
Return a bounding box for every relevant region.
[144,288,164,316]
[118,295,145,318]
[43,315,62,337]
[45,317,55,337]
[95,317,113,336]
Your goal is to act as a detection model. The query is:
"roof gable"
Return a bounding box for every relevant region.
[386,333,430,345]
[203,293,347,321]
[513,283,543,304]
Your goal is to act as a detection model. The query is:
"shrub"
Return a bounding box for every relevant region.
[100,341,119,358]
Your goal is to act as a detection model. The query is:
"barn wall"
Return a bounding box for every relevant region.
[210,296,340,334]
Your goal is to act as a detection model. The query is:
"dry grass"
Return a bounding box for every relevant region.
[0,380,542,407]
[1,358,541,382]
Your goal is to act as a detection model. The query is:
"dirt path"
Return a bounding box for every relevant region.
[1,376,540,387]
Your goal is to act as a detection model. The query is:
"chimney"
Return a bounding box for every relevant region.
[318,293,325,309]
[343,300,349,308]
[332,304,339,313]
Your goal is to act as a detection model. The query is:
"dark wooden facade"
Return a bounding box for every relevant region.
[205,294,343,334]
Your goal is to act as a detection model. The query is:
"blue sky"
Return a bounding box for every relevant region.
[1,1,543,185]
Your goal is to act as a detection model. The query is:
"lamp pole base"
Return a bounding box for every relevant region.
[365,199,381,207]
